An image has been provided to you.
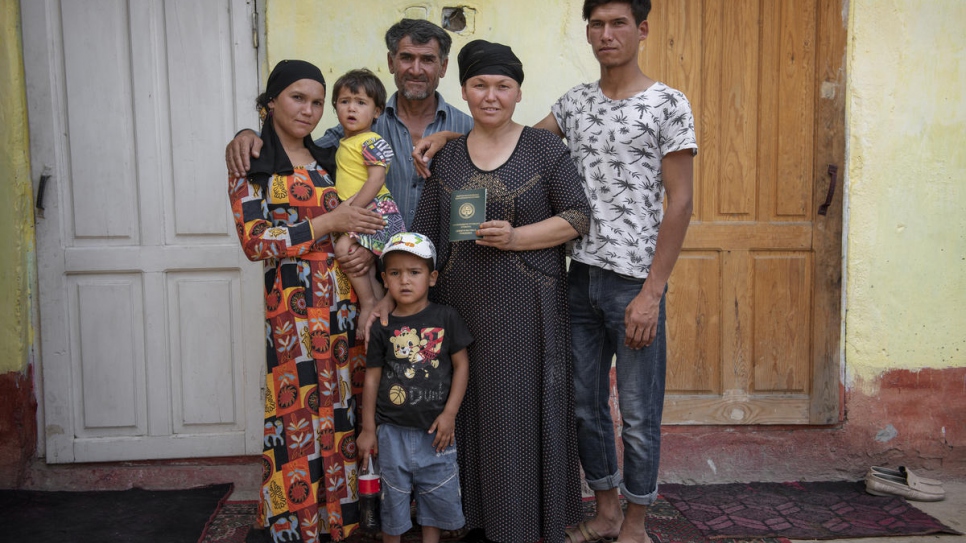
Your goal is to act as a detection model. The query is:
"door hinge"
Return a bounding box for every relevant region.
[35,166,52,220]
[251,3,259,49]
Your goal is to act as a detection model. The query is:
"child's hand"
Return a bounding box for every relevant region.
[357,429,378,469]
[429,413,456,452]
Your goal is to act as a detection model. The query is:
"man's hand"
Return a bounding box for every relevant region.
[226,129,263,178]
[624,284,663,349]
[429,413,456,452]
[534,112,565,138]
[412,131,461,178]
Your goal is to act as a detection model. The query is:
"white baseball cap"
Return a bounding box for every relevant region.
[381,232,437,268]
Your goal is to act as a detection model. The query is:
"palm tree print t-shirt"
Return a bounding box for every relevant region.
[551,81,697,279]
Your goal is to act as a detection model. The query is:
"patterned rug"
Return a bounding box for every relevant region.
[660,481,961,540]
[201,500,258,543]
[210,497,787,543]
[0,483,233,543]
[583,497,789,543]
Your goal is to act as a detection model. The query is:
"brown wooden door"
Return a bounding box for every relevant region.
[644,0,846,424]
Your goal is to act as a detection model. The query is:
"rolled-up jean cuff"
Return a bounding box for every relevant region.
[585,472,623,492]
[620,482,658,506]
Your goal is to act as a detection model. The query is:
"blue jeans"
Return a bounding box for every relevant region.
[568,261,666,506]
[376,423,465,535]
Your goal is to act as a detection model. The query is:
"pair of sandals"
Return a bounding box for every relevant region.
[864,465,945,501]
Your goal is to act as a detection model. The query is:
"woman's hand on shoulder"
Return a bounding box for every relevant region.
[475,220,517,251]
[358,296,395,347]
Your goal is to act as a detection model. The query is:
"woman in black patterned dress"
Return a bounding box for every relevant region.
[411,41,590,543]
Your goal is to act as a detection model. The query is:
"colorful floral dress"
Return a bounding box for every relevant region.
[230,162,365,542]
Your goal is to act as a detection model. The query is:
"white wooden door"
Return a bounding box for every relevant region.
[22,0,264,463]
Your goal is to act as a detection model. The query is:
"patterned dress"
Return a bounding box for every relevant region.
[411,127,590,543]
[230,163,365,542]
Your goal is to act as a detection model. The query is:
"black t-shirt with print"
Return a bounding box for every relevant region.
[366,302,473,430]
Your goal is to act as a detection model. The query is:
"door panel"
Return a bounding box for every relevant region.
[646,0,845,424]
[73,277,144,435]
[23,0,263,462]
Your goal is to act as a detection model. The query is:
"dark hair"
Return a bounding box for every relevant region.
[582,0,651,25]
[256,92,270,112]
[331,69,387,111]
[385,18,453,61]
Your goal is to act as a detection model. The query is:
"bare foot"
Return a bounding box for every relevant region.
[614,503,650,543]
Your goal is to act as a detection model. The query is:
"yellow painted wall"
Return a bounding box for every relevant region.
[263,0,598,136]
[845,0,966,383]
[0,0,36,374]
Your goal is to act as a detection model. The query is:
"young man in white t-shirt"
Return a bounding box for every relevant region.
[534,1,697,542]
[414,2,697,540]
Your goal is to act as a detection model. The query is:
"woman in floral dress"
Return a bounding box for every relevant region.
[229,59,385,542]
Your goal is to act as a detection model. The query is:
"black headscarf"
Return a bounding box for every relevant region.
[457,40,524,86]
[250,60,335,179]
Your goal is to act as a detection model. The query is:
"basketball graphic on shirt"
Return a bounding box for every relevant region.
[389,384,406,405]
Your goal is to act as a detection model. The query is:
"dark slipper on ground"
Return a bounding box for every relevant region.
[460,527,497,543]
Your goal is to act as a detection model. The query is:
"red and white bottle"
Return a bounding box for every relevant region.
[358,456,381,533]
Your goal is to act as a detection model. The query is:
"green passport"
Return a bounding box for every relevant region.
[449,188,486,241]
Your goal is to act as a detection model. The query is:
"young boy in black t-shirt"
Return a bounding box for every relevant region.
[357,232,472,543]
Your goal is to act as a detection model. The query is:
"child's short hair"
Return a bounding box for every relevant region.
[331,68,387,111]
